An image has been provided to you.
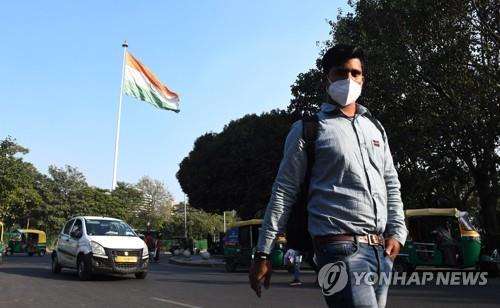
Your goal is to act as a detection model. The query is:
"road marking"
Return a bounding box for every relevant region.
[151,297,203,308]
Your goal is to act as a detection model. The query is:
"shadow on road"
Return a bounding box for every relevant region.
[0,265,140,282]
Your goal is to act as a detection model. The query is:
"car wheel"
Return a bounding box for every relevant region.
[225,259,237,272]
[135,272,148,279]
[51,253,62,274]
[39,250,46,257]
[77,254,92,281]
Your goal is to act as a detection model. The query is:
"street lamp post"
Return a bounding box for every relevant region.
[223,211,226,233]
[183,195,187,239]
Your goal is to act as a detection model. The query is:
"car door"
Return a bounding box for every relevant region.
[67,218,83,266]
[57,219,75,266]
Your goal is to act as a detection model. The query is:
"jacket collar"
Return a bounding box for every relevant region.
[320,102,371,117]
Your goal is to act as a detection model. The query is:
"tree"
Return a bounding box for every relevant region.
[132,176,174,230]
[288,0,499,249]
[0,136,165,235]
[0,137,43,228]
[163,203,230,240]
[109,182,143,222]
[177,110,294,219]
[47,165,89,219]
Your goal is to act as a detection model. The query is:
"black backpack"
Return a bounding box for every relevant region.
[284,112,385,253]
[285,114,319,253]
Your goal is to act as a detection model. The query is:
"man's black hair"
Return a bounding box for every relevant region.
[321,44,365,74]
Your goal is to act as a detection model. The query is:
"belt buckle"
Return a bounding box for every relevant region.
[367,234,378,246]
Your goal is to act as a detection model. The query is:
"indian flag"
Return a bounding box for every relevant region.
[124,51,180,112]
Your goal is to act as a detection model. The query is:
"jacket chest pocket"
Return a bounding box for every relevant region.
[368,139,385,172]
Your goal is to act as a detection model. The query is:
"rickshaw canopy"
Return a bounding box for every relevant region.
[405,208,460,218]
[16,229,47,244]
[228,219,263,228]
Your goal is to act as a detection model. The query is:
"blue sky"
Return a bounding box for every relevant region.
[0,1,349,202]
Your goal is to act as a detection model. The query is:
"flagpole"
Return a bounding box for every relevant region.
[112,41,128,190]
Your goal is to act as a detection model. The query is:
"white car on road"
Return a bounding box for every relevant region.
[52,216,149,280]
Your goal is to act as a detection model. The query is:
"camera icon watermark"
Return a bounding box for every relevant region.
[317,261,349,296]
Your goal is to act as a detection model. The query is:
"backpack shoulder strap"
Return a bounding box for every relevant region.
[363,113,386,143]
[302,114,319,184]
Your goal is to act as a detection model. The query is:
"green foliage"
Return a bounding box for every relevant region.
[0,137,43,228]
[162,203,230,240]
[47,165,89,219]
[129,176,174,230]
[177,110,294,219]
[109,182,143,221]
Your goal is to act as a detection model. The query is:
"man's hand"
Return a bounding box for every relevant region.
[248,260,272,297]
[384,238,401,259]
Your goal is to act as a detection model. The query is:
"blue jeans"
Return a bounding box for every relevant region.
[316,241,393,308]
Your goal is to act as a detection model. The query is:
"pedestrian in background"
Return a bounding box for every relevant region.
[284,248,302,286]
[154,233,162,262]
[146,232,153,250]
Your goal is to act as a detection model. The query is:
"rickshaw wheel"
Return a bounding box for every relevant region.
[135,272,148,279]
[39,250,46,257]
[6,249,12,256]
[51,253,62,274]
[77,254,93,281]
[28,252,34,257]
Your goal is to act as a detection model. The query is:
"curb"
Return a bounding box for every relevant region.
[168,257,225,268]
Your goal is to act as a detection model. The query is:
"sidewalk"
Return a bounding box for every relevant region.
[168,253,225,268]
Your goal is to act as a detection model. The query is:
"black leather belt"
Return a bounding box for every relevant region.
[314,234,385,247]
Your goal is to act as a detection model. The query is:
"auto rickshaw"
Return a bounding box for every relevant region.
[395,208,481,273]
[5,229,47,257]
[0,222,4,263]
[223,219,285,272]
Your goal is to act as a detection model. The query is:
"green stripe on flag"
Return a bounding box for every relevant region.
[124,81,179,112]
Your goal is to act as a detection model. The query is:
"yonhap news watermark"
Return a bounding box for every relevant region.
[352,270,488,286]
[318,261,488,296]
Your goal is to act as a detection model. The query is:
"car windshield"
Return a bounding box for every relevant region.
[85,219,137,236]
[10,232,22,241]
[459,213,477,231]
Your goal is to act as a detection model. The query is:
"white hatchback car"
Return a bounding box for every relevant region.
[52,216,149,280]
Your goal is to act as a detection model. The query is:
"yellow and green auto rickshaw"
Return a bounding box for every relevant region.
[223,219,285,272]
[0,222,4,263]
[395,208,481,273]
[6,229,47,257]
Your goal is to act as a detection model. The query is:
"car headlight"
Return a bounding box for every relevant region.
[91,241,106,256]
[143,243,149,257]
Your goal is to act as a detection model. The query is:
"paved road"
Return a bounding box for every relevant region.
[0,254,498,308]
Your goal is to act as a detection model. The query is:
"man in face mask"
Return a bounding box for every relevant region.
[249,44,407,308]
[325,48,364,115]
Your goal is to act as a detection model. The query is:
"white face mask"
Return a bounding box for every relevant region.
[327,78,362,107]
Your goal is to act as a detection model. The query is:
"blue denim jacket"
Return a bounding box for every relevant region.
[257,103,407,254]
